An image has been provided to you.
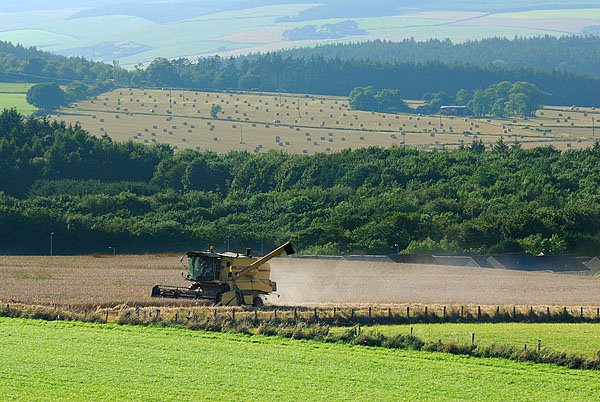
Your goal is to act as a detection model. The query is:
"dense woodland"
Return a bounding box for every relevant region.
[2,109,600,256]
[275,37,600,78]
[2,40,600,107]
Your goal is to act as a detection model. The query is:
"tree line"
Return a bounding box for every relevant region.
[274,36,600,78]
[3,40,600,108]
[2,109,600,256]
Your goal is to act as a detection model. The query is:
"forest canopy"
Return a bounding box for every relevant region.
[2,109,600,256]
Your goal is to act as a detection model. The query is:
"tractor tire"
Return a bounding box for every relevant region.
[252,297,264,308]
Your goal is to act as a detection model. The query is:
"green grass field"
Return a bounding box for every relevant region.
[0,318,599,400]
[0,83,36,115]
[332,323,600,358]
[0,83,35,93]
[0,94,36,115]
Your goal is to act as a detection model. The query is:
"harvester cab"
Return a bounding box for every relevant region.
[151,242,295,307]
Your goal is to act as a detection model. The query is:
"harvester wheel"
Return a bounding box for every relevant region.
[252,297,264,308]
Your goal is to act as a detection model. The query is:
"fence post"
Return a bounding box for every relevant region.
[477,306,481,321]
[537,339,541,352]
[443,306,446,319]
[388,307,392,319]
[274,309,277,320]
[105,311,109,323]
[156,309,161,319]
[232,309,236,321]
[351,308,355,320]
[471,333,475,347]
[406,306,410,320]
[314,307,318,321]
[293,308,298,322]
[333,307,337,319]
[410,327,413,338]
[368,307,372,321]
[513,306,516,317]
[460,306,463,319]
[547,306,550,316]
[424,306,428,317]
[580,307,584,321]
[175,312,179,322]
[597,307,599,319]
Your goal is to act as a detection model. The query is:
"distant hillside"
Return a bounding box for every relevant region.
[3,0,600,63]
[69,0,312,24]
[282,21,367,41]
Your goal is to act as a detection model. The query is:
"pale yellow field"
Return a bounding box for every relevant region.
[52,88,600,154]
[0,255,599,307]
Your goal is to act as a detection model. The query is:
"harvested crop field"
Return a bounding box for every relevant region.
[0,255,598,307]
[51,88,600,155]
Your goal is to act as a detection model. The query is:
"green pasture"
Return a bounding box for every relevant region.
[0,318,599,401]
[0,93,36,115]
[0,83,34,93]
[496,8,600,19]
[0,29,75,49]
[332,323,600,358]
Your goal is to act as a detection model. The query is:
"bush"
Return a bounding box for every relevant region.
[26,82,67,110]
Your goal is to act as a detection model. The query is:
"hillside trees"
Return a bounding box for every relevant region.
[468,82,550,117]
[2,110,600,255]
[349,86,410,113]
[2,39,600,107]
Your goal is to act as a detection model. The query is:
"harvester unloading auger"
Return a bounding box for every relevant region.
[151,242,295,307]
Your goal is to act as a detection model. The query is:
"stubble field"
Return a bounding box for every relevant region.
[1,255,599,307]
[52,88,600,155]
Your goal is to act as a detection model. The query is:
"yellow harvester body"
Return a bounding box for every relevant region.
[152,242,294,306]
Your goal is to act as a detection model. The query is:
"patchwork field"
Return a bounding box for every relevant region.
[1,255,599,307]
[52,88,600,154]
[0,318,598,401]
[0,82,36,115]
[1,5,600,64]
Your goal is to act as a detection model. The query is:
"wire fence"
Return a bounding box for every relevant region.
[2,303,600,326]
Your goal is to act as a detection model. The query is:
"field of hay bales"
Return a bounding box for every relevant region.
[1,255,599,307]
[52,88,600,154]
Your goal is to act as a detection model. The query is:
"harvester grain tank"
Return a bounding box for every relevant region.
[151,242,295,306]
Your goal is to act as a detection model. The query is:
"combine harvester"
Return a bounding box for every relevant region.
[152,242,295,306]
